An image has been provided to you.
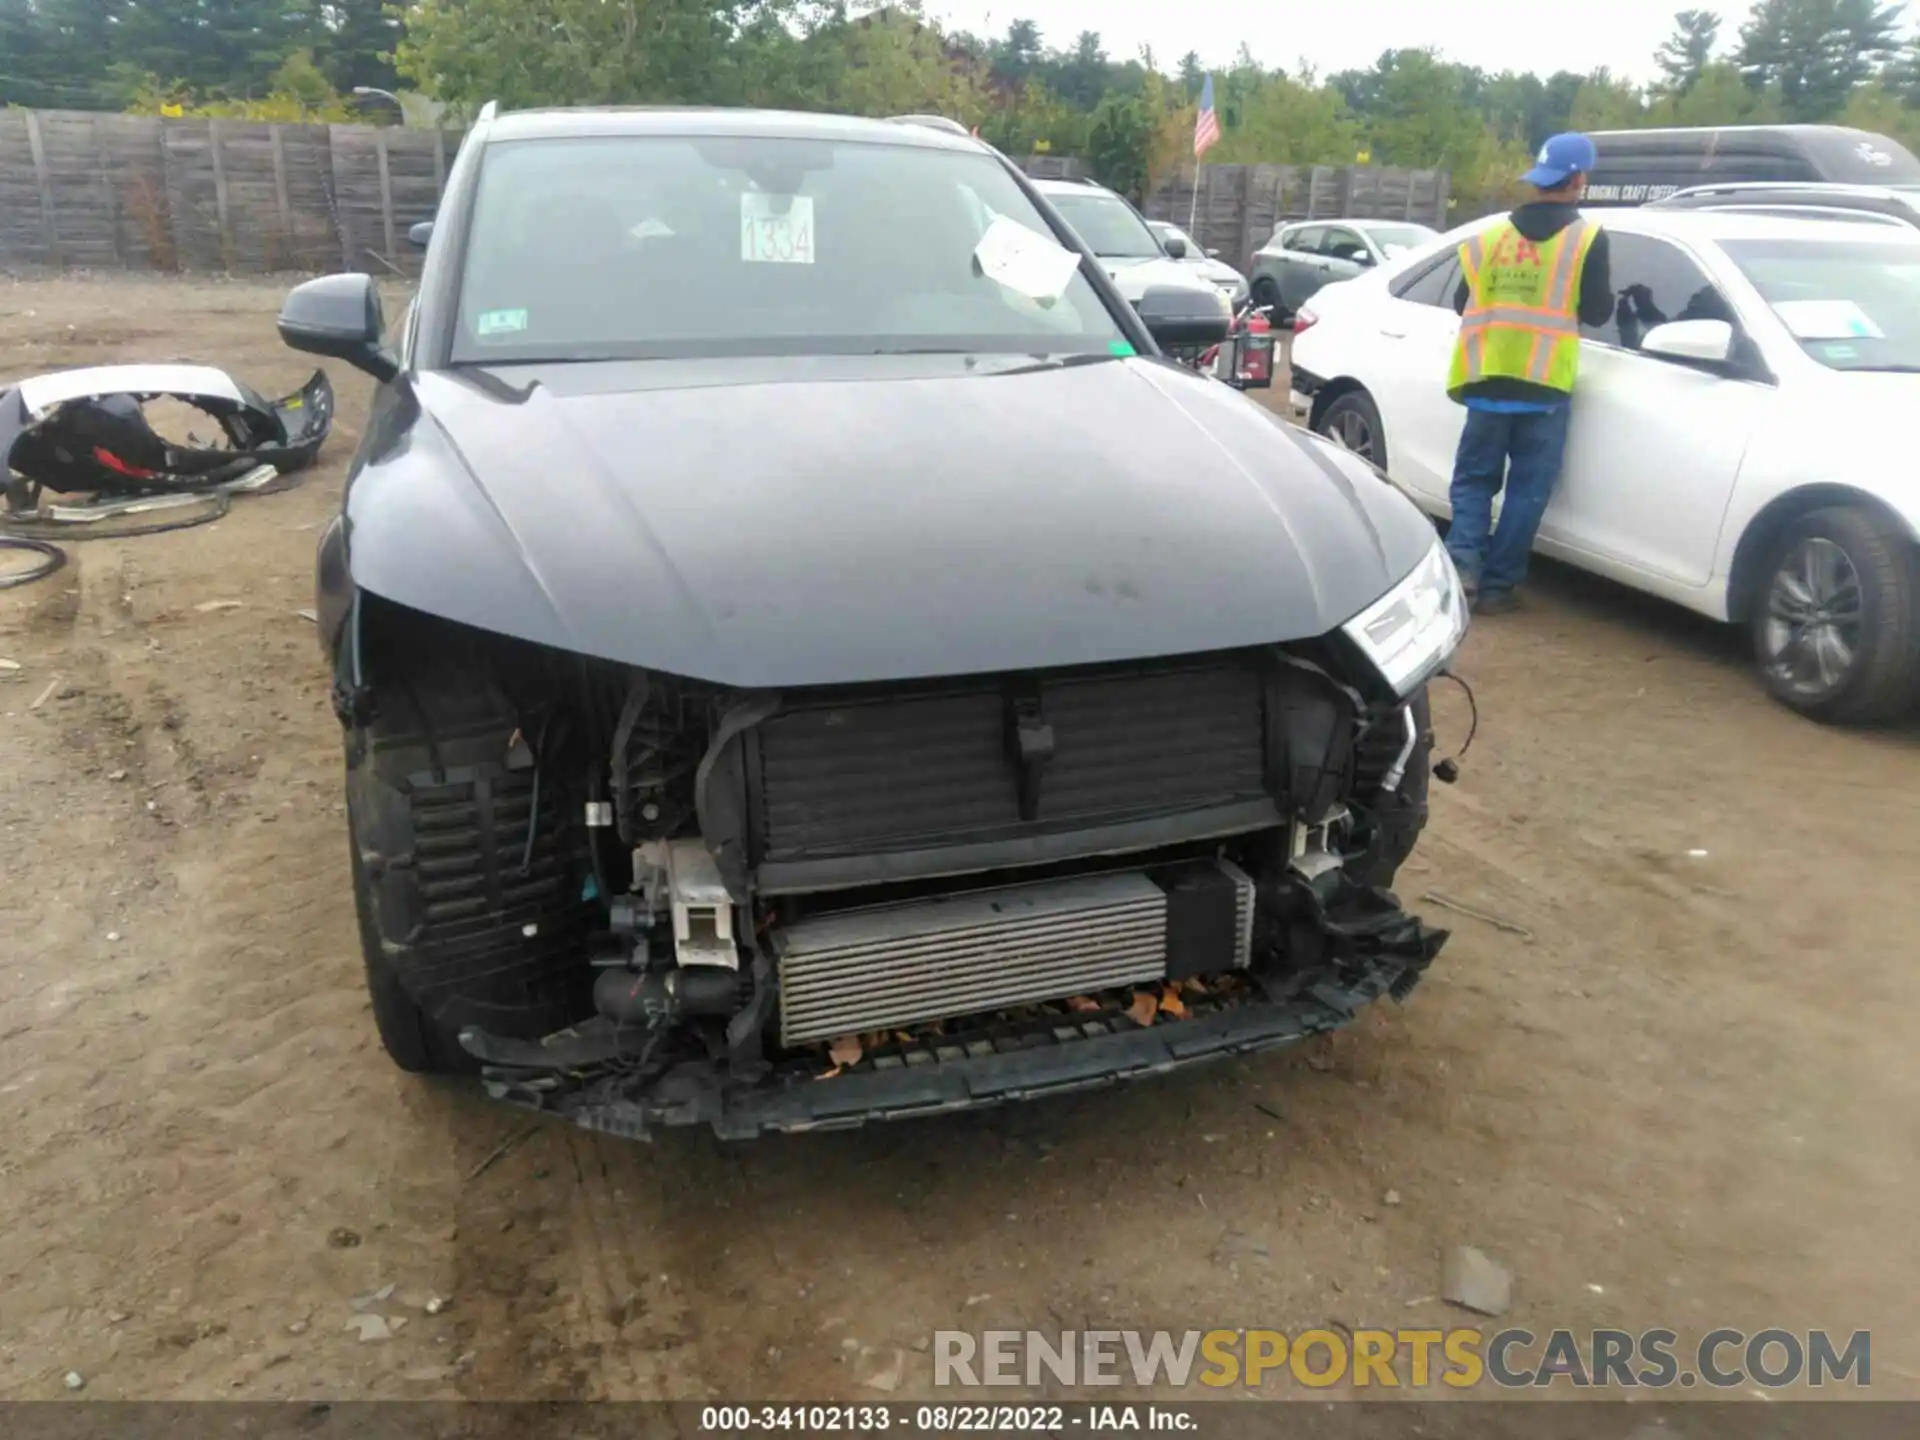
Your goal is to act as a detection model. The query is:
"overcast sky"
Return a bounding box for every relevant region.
[924,0,1731,85]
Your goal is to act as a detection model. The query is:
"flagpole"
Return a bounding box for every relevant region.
[1188,162,1200,236]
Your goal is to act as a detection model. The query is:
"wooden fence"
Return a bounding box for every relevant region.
[0,110,1448,282]
[0,109,458,276]
[1144,163,1451,276]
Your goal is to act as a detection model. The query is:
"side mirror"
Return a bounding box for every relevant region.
[1134,285,1231,349]
[1161,235,1189,259]
[278,272,398,382]
[1353,251,1376,267]
[407,220,434,248]
[1641,318,1734,364]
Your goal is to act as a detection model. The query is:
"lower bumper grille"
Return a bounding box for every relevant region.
[772,861,1254,1047]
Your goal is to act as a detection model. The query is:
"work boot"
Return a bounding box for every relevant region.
[1473,590,1520,616]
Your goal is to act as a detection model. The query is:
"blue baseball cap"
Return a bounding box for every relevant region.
[1523,132,1598,188]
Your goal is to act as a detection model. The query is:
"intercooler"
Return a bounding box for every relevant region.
[772,859,1255,1046]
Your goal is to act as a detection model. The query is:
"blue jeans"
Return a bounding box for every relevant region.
[1445,403,1572,595]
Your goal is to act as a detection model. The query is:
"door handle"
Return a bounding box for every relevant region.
[1379,326,1408,339]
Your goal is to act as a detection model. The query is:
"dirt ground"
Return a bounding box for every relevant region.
[2,274,1917,1407]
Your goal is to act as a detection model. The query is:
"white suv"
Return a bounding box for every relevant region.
[1031,177,1225,306]
[1290,207,1920,724]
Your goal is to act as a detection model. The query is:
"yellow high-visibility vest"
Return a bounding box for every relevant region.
[1446,218,1598,401]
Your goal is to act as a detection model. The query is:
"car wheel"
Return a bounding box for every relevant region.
[1750,505,1920,724]
[1250,277,1286,322]
[1315,390,1388,471]
[345,660,599,1073]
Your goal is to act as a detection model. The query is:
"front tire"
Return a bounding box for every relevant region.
[1750,505,1920,724]
[345,662,599,1073]
[1250,276,1286,324]
[1315,389,1388,471]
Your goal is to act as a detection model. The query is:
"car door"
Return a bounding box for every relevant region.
[1363,247,1469,503]
[1276,225,1331,312]
[1318,225,1376,289]
[1542,231,1768,587]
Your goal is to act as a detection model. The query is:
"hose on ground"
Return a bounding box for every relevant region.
[0,536,66,590]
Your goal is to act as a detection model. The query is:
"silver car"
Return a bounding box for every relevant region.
[1147,220,1251,307]
[1249,219,1438,320]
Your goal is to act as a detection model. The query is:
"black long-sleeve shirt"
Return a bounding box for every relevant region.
[1451,201,1613,406]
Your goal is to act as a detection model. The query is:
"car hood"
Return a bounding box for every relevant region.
[1189,257,1248,288]
[347,355,1436,687]
[1099,256,1221,302]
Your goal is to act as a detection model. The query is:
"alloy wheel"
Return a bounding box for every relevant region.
[1760,537,1866,699]
[1326,407,1377,463]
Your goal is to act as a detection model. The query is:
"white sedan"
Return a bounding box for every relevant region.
[1288,207,1920,724]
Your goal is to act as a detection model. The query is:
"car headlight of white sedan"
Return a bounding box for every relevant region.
[1341,539,1469,696]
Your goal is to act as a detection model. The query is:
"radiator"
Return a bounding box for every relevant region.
[752,659,1269,862]
[773,861,1254,1047]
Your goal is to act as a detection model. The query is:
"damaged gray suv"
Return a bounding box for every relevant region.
[277,105,1467,1140]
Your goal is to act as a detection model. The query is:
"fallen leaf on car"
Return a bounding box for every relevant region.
[1125,991,1158,1028]
[1158,986,1188,1018]
[829,1034,863,1068]
[1066,995,1102,1014]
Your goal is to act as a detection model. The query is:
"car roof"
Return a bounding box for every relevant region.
[1281,217,1432,231]
[1031,176,1119,197]
[1592,206,1920,245]
[1663,180,1920,201]
[480,105,981,153]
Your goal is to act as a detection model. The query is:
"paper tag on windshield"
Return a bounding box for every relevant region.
[740,193,815,264]
[973,215,1080,304]
[1773,299,1885,340]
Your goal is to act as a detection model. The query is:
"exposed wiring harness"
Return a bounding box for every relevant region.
[1431,668,1479,784]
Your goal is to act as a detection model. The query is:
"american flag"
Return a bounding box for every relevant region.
[1193,74,1220,157]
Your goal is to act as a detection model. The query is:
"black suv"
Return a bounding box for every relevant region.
[277,105,1464,1140]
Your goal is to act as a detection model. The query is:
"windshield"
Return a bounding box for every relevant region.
[452,136,1128,363]
[1361,223,1439,258]
[1721,236,1920,371]
[1047,192,1164,260]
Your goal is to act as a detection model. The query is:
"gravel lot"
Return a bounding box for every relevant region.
[2,275,1917,1405]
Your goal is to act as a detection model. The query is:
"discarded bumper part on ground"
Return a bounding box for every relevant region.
[464,874,1447,1141]
[0,490,235,542]
[0,364,332,583]
[0,364,333,502]
[0,536,65,590]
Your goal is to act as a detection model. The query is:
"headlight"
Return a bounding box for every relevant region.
[1340,538,1468,695]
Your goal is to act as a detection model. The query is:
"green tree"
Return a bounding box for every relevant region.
[1838,76,1920,151]
[1362,49,1491,173]
[324,0,401,93]
[1646,60,1785,124]
[1567,68,1646,130]
[1177,51,1204,99]
[394,0,781,116]
[1084,88,1152,200]
[1210,65,1358,166]
[1737,0,1903,121]
[990,18,1042,85]
[1656,9,1721,94]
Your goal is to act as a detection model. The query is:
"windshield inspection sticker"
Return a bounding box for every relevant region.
[973,215,1081,304]
[476,308,528,336]
[1773,299,1885,341]
[740,193,815,264]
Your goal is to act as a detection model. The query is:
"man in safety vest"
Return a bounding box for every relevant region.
[1445,133,1613,615]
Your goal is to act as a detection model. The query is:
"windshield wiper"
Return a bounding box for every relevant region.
[1840,362,1920,372]
[990,352,1124,376]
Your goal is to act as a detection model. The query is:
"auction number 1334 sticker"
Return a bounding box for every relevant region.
[740,193,816,264]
